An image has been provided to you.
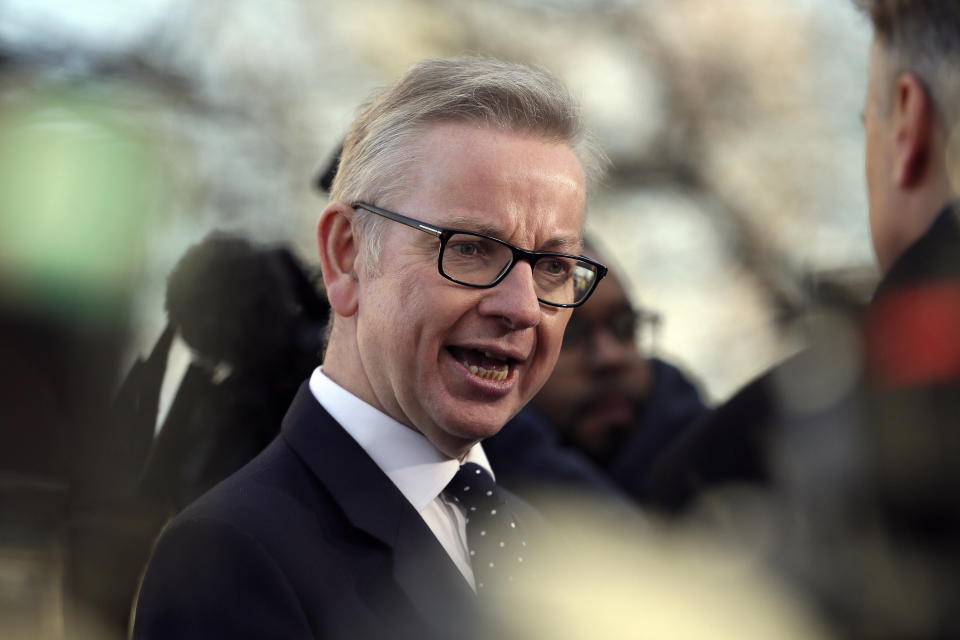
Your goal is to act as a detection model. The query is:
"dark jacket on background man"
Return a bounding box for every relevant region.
[486,358,707,505]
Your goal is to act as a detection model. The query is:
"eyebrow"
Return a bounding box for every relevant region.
[442,215,583,254]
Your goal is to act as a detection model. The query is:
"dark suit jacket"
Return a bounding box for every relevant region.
[132,383,498,640]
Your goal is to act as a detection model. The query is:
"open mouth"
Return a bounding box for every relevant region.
[447,346,513,382]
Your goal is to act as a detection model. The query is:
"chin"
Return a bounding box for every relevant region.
[437,388,521,430]
[428,418,504,459]
[445,410,511,442]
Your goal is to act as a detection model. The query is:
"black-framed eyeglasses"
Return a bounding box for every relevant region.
[352,202,607,307]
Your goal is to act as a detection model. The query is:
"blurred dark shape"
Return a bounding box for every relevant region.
[135,231,329,512]
[486,252,708,507]
[315,144,342,193]
[0,302,128,637]
[165,232,328,372]
[63,324,168,640]
[59,231,329,639]
[0,252,159,640]
[644,204,960,638]
[642,260,880,514]
[642,367,776,510]
[647,209,960,511]
[860,207,960,536]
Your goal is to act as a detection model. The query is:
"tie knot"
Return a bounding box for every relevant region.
[443,462,504,511]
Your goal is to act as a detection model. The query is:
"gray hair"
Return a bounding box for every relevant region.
[328,56,607,275]
[854,0,960,126]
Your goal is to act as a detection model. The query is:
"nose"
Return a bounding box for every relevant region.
[477,261,542,329]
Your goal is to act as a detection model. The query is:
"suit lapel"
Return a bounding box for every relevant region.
[279,383,476,630]
[391,505,477,631]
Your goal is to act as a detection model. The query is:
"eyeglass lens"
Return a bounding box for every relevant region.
[441,233,599,306]
[563,309,640,347]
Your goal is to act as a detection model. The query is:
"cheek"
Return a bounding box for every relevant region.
[408,289,484,365]
[375,268,439,327]
[359,278,422,365]
[534,317,569,371]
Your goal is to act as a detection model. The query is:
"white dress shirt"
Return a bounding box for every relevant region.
[309,367,490,589]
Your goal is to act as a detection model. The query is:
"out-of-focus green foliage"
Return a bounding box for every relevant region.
[0,89,160,325]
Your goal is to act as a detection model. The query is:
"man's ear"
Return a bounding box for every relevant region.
[317,202,359,317]
[892,72,934,188]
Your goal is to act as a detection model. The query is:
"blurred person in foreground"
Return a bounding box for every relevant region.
[646,1,960,636]
[132,57,608,639]
[485,243,708,505]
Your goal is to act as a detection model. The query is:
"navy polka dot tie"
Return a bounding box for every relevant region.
[443,462,528,593]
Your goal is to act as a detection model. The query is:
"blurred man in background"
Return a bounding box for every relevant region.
[646,1,960,635]
[133,232,329,513]
[486,244,707,504]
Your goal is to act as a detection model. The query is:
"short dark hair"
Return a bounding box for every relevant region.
[854,0,960,124]
[166,232,328,369]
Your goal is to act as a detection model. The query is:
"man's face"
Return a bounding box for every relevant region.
[531,271,652,463]
[865,39,897,270]
[353,121,586,459]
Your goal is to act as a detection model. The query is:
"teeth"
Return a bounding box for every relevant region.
[464,361,509,381]
[482,350,507,361]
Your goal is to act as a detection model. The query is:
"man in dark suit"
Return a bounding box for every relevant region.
[132,56,608,639]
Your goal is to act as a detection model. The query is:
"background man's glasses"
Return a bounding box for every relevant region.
[352,202,607,307]
[563,307,662,353]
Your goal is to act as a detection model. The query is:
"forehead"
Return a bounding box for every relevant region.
[397,121,587,251]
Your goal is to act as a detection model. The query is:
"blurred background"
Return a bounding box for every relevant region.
[0,0,875,402]
[0,0,875,638]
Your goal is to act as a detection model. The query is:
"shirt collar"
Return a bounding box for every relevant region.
[309,367,492,511]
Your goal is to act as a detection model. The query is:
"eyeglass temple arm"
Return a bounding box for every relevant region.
[352,202,443,238]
